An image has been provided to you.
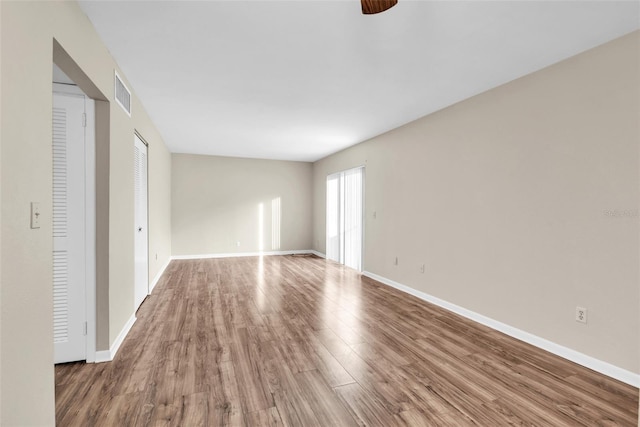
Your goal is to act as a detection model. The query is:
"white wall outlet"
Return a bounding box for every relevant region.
[373,211,377,219]
[30,202,41,229]
[236,241,241,247]
[576,307,587,324]
[420,263,425,273]
[394,257,398,266]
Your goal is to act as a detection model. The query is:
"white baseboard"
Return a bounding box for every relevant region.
[309,250,326,258]
[149,258,171,294]
[172,249,317,260]
[363,271,640,388]
[94,314,137,363]
[94,350,111,363]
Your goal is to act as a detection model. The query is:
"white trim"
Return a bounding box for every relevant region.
[94,314,137,363]
[84,97,97,363]
[171,249,316,260]
[360,167,366,273]
[133,134,149,311]
[94,350,111,364]
[310,250,326,258]
[362,271,640,388]
[53,82,85,96]
[149,258,171,294]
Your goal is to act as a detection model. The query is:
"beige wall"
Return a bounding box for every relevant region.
[172,154,312,256]
[0,1,3,420]
[313,32,640,374]
[0,1,172,424]
[146,129,172,284]
[0,2,635,424]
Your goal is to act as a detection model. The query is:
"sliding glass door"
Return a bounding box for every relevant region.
[326,166,364,271]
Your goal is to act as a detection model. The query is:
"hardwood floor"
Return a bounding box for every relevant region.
[55,255,639,426]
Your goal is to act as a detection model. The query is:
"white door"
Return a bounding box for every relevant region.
[134,134,149,310]
[53,92,87,363]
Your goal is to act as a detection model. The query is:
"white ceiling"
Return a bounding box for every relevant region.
[78,1,639,162]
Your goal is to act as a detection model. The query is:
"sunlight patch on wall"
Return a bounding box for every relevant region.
[271,197,281,250]
[258,203,264,252]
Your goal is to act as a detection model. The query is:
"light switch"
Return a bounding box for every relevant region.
[31,202,41,229]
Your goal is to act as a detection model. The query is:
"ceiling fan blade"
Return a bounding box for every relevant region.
[361,0,397,14]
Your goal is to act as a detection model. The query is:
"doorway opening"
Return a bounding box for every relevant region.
[52,65,96,363]
[134,133,149,311]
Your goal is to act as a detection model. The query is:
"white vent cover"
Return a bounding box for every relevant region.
[114,71,131,116]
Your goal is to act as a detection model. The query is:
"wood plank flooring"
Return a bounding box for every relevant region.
[55,255,639,426]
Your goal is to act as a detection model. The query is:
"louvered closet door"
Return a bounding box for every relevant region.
[134,135,148,310]
[53,92,87,363]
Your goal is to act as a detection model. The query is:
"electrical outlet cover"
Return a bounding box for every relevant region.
[576,307,587,324]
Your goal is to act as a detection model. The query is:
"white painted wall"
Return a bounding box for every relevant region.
[0,1,3,418]
[0,2,172,424]
[172,154,312,256]
[313,32,640,375]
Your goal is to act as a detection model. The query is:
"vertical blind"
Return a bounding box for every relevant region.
[326,166,364,271]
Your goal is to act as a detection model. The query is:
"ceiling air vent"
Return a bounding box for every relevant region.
[114,71,131,117]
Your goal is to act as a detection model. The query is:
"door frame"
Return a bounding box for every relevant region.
[134,131,149,307]
[52,83,97,363]
[325,165,366,272]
